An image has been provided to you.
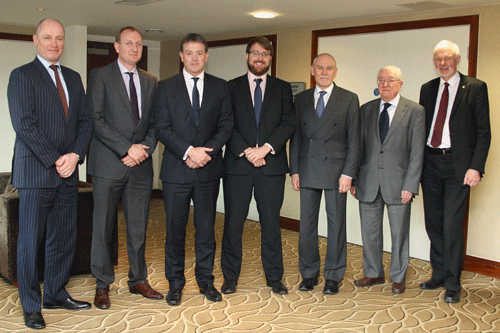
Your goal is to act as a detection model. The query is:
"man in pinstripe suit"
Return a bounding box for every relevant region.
[8,18,93,329]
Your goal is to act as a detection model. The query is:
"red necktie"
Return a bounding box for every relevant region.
[430,82,449,148]
[49,65,69,119]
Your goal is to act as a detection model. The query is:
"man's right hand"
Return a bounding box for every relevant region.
[291,174,300,191]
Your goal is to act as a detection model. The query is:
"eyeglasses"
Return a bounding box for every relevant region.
[248,51,271,58]
[377,78,399,85]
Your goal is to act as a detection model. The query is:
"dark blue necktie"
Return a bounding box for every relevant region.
[379,102,391,143]
[316,90,327,118]
[126,72,140,125]
[192,77,200,126]
[254,78,263,127]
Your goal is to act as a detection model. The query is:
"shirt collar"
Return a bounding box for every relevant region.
[440,71,460,88]
[248,71,267,85]
[183,68,205,82]
[380,93,400,109]
[315,83,334,95]
[117,59,137,75]
[37,54,61,70]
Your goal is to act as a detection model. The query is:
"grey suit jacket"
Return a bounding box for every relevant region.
[355,96,425,205]
[87,60,157,181]
[290,84,360,189]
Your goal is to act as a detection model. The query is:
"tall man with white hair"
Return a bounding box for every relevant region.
[419,40,490,303]
[351,66,425,294]
[290,53,360,294]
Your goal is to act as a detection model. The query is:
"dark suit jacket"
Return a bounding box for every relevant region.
[419,72,491,182]
[356,97,425,205]
[154,72,233,184]
[8,57,92,188]
[87,60,157,180]
[224,74,295,176]
[290,84,360,189]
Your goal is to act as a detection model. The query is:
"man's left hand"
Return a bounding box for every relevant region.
[463,169,481,187]
[338,175,352,193]
[401,190,413,204]
[55,153,79,178]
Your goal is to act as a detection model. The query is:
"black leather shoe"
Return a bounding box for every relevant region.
[323,280,339,294]
[221,280,237,294]
[444,290,460,303]
[166,289,182,306]
[299,277,318,291]
[266,279,288,295]
[43,297,91,310]
[420,279,444,290]
[200,284,222,302]
[23,311,46,329]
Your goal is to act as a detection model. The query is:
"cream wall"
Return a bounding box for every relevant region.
[160,4,500,262]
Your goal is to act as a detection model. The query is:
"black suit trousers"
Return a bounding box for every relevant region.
[162,178,219,289]
[221,169,285,282]
[421,152,469,292]
[17,185,77,312]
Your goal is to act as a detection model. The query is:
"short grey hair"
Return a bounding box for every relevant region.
[312,53,336,68]
[433,40,460,57]
[378,66,403,81]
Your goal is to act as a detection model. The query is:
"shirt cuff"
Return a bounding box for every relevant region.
[183,146,193,161]
[341,174,352,179]
[265,143,275,155]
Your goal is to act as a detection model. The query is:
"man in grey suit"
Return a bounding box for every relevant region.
[8,18,93,329]
[351,66,425,294]
[290,53,360,294]
[87,26,162,310]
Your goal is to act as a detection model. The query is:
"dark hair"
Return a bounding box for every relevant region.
[180,33,208,52]
[246,37,273,56]
[115,26,142,43]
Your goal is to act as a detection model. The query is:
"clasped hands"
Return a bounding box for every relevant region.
[122,144,150,167]
[185,147,213,169]
[244,145,271,168]
[55,153,79,178]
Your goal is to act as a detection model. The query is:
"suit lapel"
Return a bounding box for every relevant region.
[60,66,74,123]
[138,69,149,127]
[383,98,408,145]
[450,73,467,117]
[260,75,275,124]
[33,58,67,120]
[239,75,257,128]
[176,73,197,126]
[111,61,135,124]
[199,74,211,126]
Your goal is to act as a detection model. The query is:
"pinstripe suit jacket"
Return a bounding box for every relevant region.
[8,57,93,188]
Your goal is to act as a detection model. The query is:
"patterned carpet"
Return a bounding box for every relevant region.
[1,198,499,332]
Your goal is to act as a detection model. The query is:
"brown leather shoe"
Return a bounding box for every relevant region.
[392,282,405,294]
[354,277,385,287]
[129,281,163,300]
[94,288,110,310]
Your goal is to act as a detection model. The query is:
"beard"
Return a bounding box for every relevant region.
[247,61,270,76]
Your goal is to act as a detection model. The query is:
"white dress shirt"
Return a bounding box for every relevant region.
[37,55,69,106]
[117,59,142,117]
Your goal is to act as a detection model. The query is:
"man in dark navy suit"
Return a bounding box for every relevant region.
[154,33,233,306]
[7,18,93,329]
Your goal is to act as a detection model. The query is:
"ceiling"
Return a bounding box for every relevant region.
[2,0,499,40]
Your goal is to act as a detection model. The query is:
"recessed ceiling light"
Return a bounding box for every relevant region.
[37,8,45,11]
[253,11,276,19]
[145,28,163,34]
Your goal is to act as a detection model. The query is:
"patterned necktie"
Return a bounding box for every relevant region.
[316,90,327,118]
[192,77,200,126]
[49,65,69,119]
[254,78,263,127]
[431,82,450,148]
[126,72,140,125]
[379,102,391,143]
